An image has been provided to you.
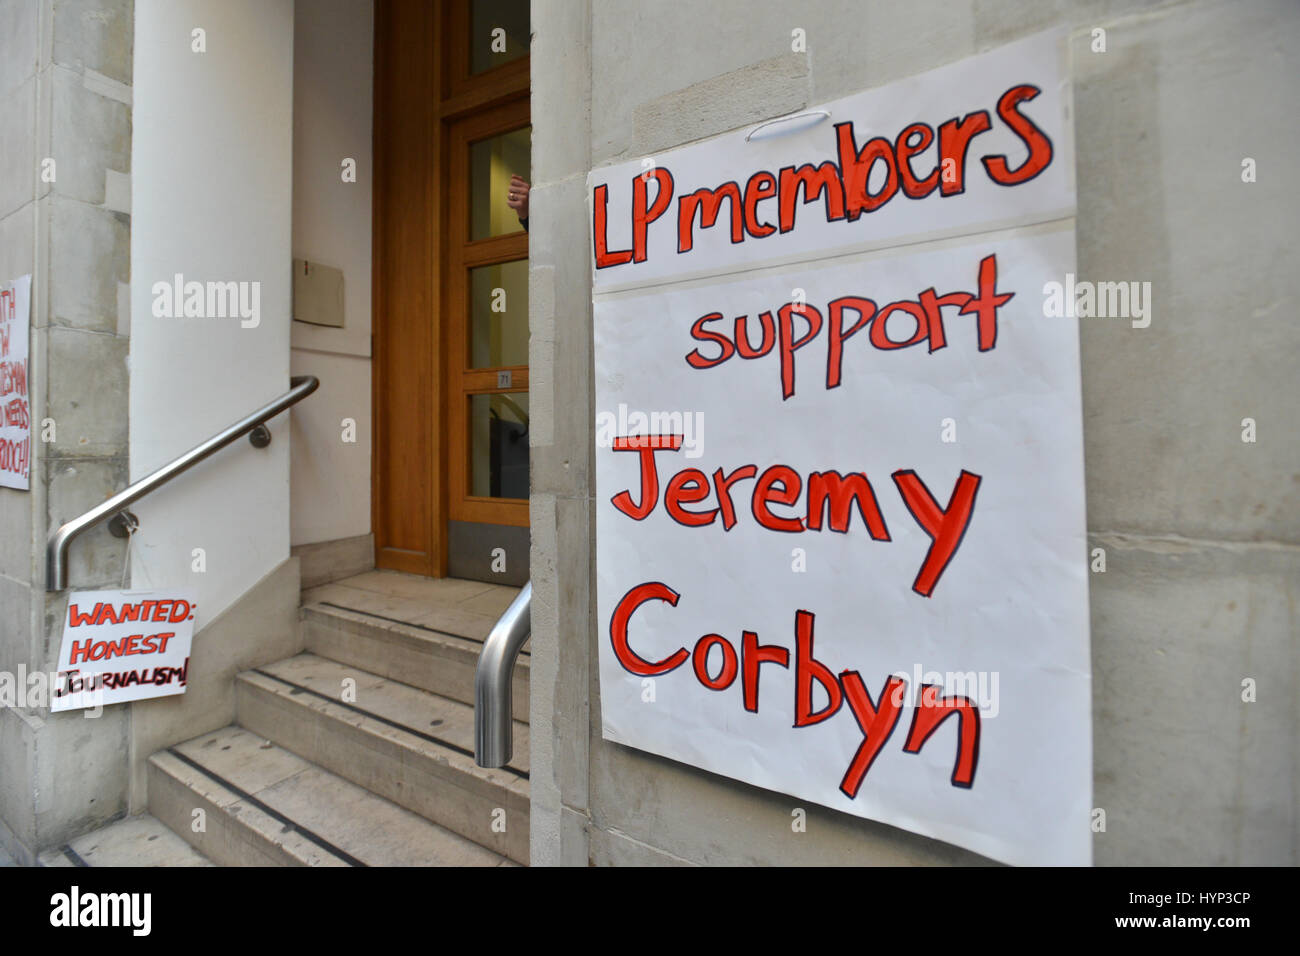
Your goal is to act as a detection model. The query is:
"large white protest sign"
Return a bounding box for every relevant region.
[589,29,1091,866]
[0,274,32,490]
[52,591,197,712]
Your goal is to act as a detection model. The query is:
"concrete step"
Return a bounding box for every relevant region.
[38,814,213,867]
[303,602,530,723]
[148,725,514,867]
[235,653,529,864]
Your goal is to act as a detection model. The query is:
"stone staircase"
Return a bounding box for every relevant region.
[40,572,529,867]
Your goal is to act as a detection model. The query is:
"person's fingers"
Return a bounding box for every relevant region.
[506,175,530,216]
[506,177,529,210]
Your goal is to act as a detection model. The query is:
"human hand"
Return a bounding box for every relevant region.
[507,174,530,222]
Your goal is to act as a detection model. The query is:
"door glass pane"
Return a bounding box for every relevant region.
[470,126,531,240]
[470,0,529,75]
[470,259,528,369]
[470,392,529,499]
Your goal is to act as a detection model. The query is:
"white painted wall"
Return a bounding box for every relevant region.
[129,0,295,622]
[289,0,373,546]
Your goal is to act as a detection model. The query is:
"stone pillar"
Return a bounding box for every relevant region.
[0,0,134,865]
[528,0,596,867]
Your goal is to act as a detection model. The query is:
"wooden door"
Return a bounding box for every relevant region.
[446,101,530,532]
[372,0,530,579]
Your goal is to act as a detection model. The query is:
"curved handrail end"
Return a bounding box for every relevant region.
[475,581,532,768]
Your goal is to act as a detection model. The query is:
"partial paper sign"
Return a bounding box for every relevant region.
[52,591,197,712]
[588,31,1074,294]
[588,29,1091,866]
[0,274,32,490]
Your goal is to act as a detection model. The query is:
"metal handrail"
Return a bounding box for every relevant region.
[475,581,531,767]
[45,375,320,591]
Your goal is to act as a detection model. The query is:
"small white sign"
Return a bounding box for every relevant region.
[52,591,198,712]
[0,274,32,490]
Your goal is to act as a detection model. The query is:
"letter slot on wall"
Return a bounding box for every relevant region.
[292,259,345,328]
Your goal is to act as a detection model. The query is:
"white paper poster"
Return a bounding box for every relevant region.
[52,591,197,712]
[589,29,1092,866]
[0,274,32,490]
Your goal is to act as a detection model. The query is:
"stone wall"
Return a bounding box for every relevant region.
[0,0,135,865]
[528,0,1299,865]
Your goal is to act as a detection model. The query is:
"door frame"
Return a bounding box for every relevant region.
[371,0,530,575]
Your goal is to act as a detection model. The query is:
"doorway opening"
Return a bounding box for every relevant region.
[372,0,531,585]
